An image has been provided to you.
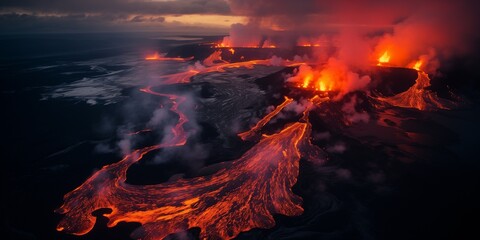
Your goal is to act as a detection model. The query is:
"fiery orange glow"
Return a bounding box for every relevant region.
[302,74,312,88]
[156,69,200,85]
[299,44,321,47]
[377,51,391,66]
[379,72,450,110]
[228,48,235,54]
[56,88,329,239]
[238,97,294,141]
[289,64,337,92]
[215,44,272,49]
[296,36,326,47]
[214,38,277,49]
[57,122,310,239]
[203,50,227,66]
[214,41,261,48]
[262,39,276,48]
[145,52,194,62]
[145,52,161,60]
[155,58,278,85]
[216,42,229,48]
[57,45,337,239]
[412,60,423,71]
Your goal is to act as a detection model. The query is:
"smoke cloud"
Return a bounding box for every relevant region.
[341,95,370,124]
[225,0,480,74]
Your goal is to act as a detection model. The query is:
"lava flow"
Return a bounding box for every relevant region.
[56,41,454,239]
[238,96,294,141]
[56,85,326,239]
[203,50,227,66]
[378,70,451,110]
[56,89,188,234]
[57,33,455,239]
[57,46,330,239]
[155,52,298,86]
[374,53,454,110]
[145,52,194,62]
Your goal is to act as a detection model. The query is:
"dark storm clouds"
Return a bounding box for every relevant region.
[0,0,231,32]
[227,0,480,35]
[0,0,231,15]
[2,0,480,38]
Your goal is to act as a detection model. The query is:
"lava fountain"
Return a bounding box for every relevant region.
[377,51,391,66]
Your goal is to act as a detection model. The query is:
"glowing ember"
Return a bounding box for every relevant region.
[377,51,391,66]
[413,60,423,71]
[215,37,278,49]
[228,48,235,54]
[145,52,161,60]
[216,43,229,48]
[299,44,321,47]
[296,36,325,47]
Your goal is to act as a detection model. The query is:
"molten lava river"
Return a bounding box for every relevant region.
[56,49,457,240]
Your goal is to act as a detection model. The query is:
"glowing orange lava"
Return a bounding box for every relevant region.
[299,44,321,47]
[57,48,333,239]
[377,51,391,66]
[289,64,337,92]
[238,97,294,141]
[296,37,325,47]
[145,52,161,60]
[157,69,200,85]
[214,38,277,49]
[378,71,451,110]
[145,52,194,62]
[56,90,327,239]
[203,50,227,66]
[155,58,277,85]
[413,60,423,71]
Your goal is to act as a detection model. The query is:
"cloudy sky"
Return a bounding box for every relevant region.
[1,0,479,38]
[0,0,245,33]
